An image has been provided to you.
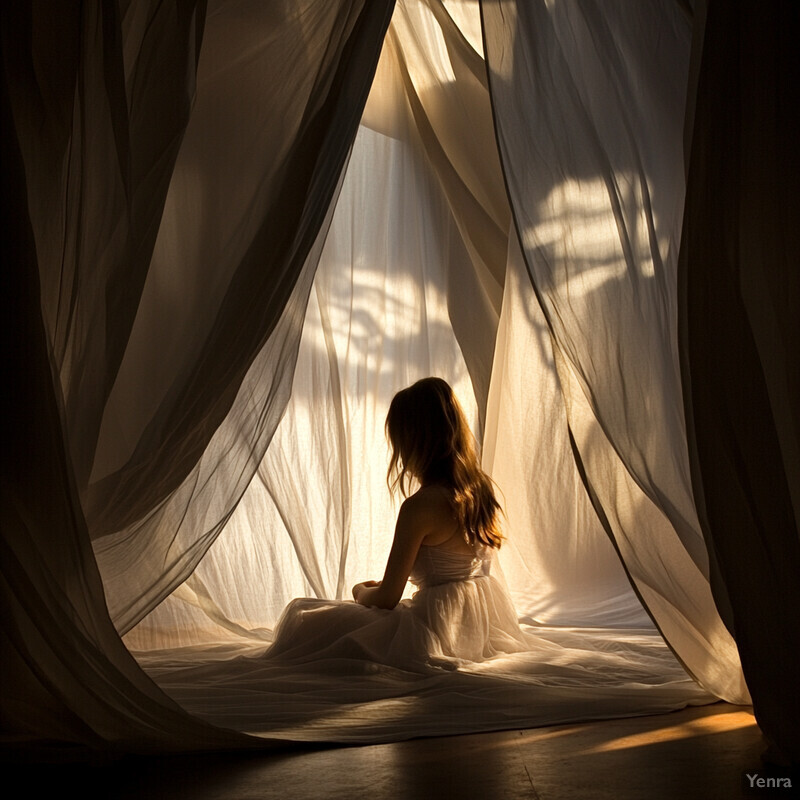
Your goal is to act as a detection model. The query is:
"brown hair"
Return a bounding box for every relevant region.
[385,377,503,548]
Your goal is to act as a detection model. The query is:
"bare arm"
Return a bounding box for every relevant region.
[353,495,432,609]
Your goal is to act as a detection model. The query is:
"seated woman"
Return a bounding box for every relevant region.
[264,377,529,671]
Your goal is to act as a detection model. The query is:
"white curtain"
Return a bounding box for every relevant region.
[481,0,747,702]
[123,2,723,744]
[125,0,645,650]
[125,0,500,649]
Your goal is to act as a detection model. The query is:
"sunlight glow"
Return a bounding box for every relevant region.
[587,711,758,753]
[525,176,663,298]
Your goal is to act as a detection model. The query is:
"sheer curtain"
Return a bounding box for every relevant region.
[1,0,247,750]
[125,0,648,656]
[8,0,791,755]
[126,2,715,745]
[89,0,395,632]
[125,0,502,649]
[2,0,393,748]
[481,0,747,702]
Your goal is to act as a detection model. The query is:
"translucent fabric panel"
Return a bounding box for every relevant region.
[2,0,392,748]
[482,0,747,701]
[1,1,252,750]
[126,4,491,646]
[85,0,393,632]
[385,0,510,430]
[87,0,394,534]
[9,1,206,493]
[0,207,250,751]
[484,233,650,628]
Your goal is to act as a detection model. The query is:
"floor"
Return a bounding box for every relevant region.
[8,703,796,799]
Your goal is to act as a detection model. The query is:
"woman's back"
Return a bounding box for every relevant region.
[405,485,490,587]
[413,484,476,554]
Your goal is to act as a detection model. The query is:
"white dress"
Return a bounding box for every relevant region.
[139,540,716,742]
[264,540,529,670]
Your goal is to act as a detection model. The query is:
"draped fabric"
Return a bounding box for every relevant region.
[118,5,712,745]
[679,0,800,763]
[2,0,394,748]
[120,0,651,654]
[87,0,395,632]
[3,0,794,757]
[1,6,247,749]
[124,0,506,651]
[481,0,747,703]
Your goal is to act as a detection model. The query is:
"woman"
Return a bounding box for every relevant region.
[265,377,528,669]
[353,376,502,608]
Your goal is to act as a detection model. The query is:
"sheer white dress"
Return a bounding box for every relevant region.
[265,538,529,670]
[139,537,716,742]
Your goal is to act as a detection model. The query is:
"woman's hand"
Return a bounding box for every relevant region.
[352,580,380,604]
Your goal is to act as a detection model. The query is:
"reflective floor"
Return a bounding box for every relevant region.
[9,703,794,799]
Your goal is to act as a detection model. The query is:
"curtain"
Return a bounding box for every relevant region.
[124,0,650,656]
[89,0,394,632]
[125,0,508,649]
[679,0,800,764]
[1,0,393,748]
[1,3,246,749]
[123,2,715,746]
[484,232,651,629]
[481,0,747,702]
[8,0,792,754]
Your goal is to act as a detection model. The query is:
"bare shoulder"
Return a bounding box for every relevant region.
[398,487,456,538]
[402,485,454,513]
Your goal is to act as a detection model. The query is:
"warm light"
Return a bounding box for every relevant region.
[587,711,758,753]
[524,176,668,297]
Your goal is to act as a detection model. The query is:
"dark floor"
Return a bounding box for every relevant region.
[7,703,796,799]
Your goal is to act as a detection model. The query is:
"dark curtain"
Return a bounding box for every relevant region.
[679,0,800,764]
[1,0,393,750]
[1,26,248,750]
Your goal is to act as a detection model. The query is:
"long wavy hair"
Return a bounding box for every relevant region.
[385,377,503,548]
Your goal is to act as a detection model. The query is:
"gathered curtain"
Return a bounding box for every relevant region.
[4,0,795,757]
[2,0,394,748]
[481,0,746,702]
[677,0,799,764]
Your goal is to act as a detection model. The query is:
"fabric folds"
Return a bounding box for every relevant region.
[6,0,793,757]
[133,544,712,742]
[1,0,394,749]
[679,0,800,763]
[481,0,747,703]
